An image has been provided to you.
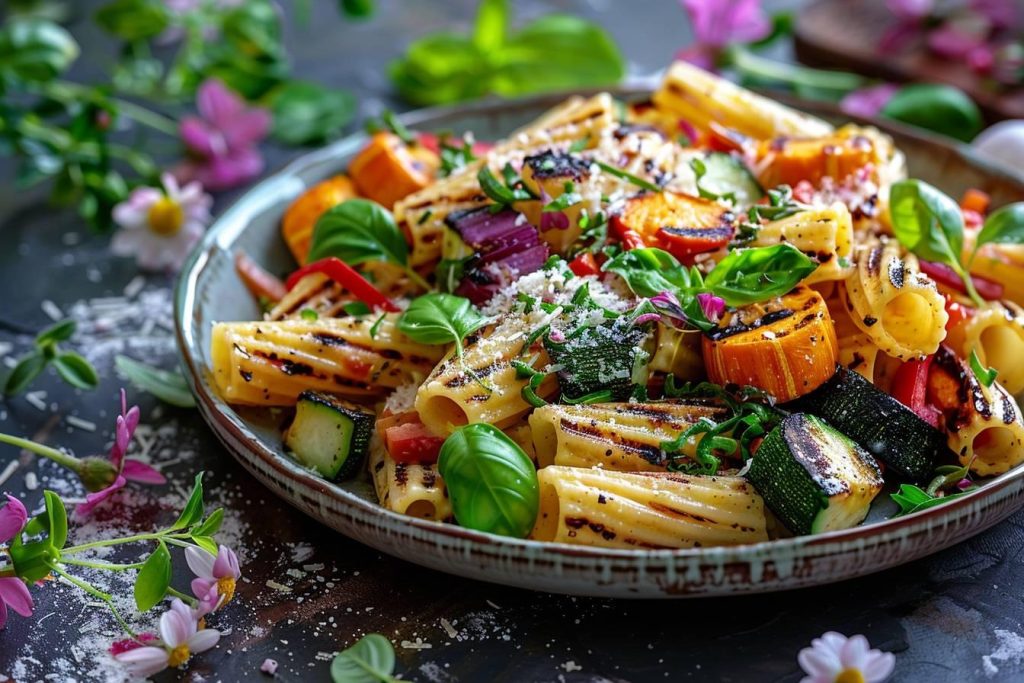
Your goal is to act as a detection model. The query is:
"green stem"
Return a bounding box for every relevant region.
[63,531,187,555]
[954,262,986,307]
[0,433,83,473]
[727,45,865,94]
[60,557,145,572]
[50,563,137,637]
[44,81,180,137]
[166,586,197,606]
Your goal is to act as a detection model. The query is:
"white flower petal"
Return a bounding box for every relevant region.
[187,628,221,654]
[185,545,216,580]
[862,652,896,682]
[840,634,871,669]
[819,632,848,653]
[161,172,181,197]
[798,646,842,677]
[114,646,169,679]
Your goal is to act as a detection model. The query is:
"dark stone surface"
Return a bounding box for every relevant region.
[1,2,1022,681]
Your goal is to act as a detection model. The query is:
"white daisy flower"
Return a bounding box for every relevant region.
[111,172,212,272]
[798,631,896,683]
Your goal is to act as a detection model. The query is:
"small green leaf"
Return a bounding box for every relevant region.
[889,179,965,266]
[341,302,371,317]
[53,352,99,390]
[43,490,67,551]
[397,293,489,352]
[308,199,409,268]
[134,541,171,612]
[603,248,703,299]
[301,308,320,321]
[891,483,969,516]
[339,0,375,19]
[593,160,661,193]
[881,83,983,142]
[969,348,998,388]
[94,0,170,42]
[172,473,205,530]
[192,535,218,556]
[975,202,1024,252]
[192,508,224,537]
[115,355,196,408]
[0,19,79,82]
[34,319,76,346]
[3,352,47,396]
[270,81,356,146]
[473,0,508,51]
[330,633,397,683]
[704,243,817,306]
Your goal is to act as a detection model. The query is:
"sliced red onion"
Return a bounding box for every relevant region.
[540,210,570,231]
[697,292,726,323]
[631,313,662,326]
[446,207,522,248]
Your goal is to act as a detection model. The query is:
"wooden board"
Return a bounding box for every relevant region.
[794,0,1024,122]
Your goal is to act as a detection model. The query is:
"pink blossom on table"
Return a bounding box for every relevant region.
[839,83,900,119]
[111,173,212,273]
[113,599,220,677]
[696,292,726,323]
[108,632,158,656]
[885,0,934,21]
[970,0,1020,29]
[178,79,271,191]
[798,631,895,683]
[260,658,279,675]
[185,544,241,607]
[676,0,771,69]
[76,390,167,517]
[928,12,992,58]
[0,495,33,630]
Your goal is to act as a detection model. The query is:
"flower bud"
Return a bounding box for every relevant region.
[77,456,120,492]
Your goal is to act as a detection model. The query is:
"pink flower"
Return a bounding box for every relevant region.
[112,173,212,272]
[0,495,33,630]
[885,0,934,21]
[928,12,991,58]
[971,0,1019,29]
[260,658,279,675]
[178,79,270,191]
[696,292,726,323]
[185,544,241,608]
[839,84,900,119]
[113,599,220,677]
[798,631,895,683]
[76,390,166,517]
[676,0,771,69]
[109,632,158,656]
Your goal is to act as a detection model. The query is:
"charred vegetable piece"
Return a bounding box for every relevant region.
[612,190,734,259]
[746,413,883,535]
[281,175,357,264]
[285,390,376,480]
[703,286,838,402]
[792,366,948,481]
[544,319,649,401]
[349,132,439,208]
[757,134,875,188]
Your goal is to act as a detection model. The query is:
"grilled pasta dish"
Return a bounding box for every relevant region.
[211,62,1024,549]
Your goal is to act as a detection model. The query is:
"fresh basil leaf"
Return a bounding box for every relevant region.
[171,473,205,530]
[3,352,46,396]
[397,294,488,358]
[339,0,375,19]
[330,633,397,683]
[438,423,539,538]
[882,84,982,142]
[35,319,76,346]
[891,483,969,516]
[975,202,1024,252]
[115,355,197,408]
[473,0,507,51]
[134,541,171,612]
[341,302,371,317]
[43,490,67,551]
[388,34,489,107]
[270,81,356,146]
[969,348,998,388]
[308,199,409,268]
[94,0,170,42]
[52,352,98,390]
[704,244,816,306]
[0,19,79,82]
[603,248,702,299]
[889,179,965,266]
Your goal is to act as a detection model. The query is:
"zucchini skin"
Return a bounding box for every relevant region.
[544,321,648,401]
[286,390,375,480]
[791,366,947,481]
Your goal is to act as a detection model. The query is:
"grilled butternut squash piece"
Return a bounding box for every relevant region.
[703,286,839,402]
[756,133,875,188]
[281,175,357,264]
[349,132,439,208]
[612,190,734,258]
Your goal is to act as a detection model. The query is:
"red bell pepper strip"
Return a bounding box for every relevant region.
[919,260,1004,301]
[568,252,601,277]
[891,356,941,428]
[285,257,399,312]
[416,132,492,157]
[235,250,287,302]
[384,420,445,464]
[944,296,975,332]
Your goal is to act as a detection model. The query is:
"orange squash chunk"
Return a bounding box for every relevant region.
[611,191,734,258]
[281,175,357,264]
[348,132,438,209]
[757,134,874,188]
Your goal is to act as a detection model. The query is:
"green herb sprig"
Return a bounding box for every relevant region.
[330,633,399,683]
[3,319,98,395]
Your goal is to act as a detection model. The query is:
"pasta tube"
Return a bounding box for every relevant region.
[753,203,854,284]
[369,434,451,521]
[530,467,769,549]
[946,300,1024,395]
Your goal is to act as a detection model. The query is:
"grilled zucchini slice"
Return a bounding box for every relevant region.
[746,413,883,535]
[285,390,375,480]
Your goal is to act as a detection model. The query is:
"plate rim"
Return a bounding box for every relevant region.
[174,86,1024,568]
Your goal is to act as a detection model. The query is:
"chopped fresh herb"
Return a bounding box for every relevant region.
[512,360,548,408]
[417,210,433,225]
[341,302,371,317]
[568,136,590,153]
[542,182,582,212]
[969,348,998,388]
[439,134,477,177]
[747,185,803,222]
[366,109,415,145]
[477,164,536,209]
[562,389,615,405]
[891,483,971,516]
[593,160,661,193]
[300,308,320,321]
[369,312,387,340]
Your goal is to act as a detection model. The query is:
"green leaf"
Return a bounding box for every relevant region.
[53,352,99,390]
[43,490,67,551]
[172,473,205,530]
[270,81,356,146]
[388,35,489,107]
[397,293,489,352]
[308,199,409,267]
[438,424,539,538]
[975,202,1024,252]
[134,541,171,612]
[969,348,998,388]
[704,244,817,306]
[473,0,508,51]
[330,633,396,683]
[592,160,661,193]
[34,319,75,346]
[881,84,983,142]
[192,535,218,556]
[339,0,375,19]
[94,0,170,42]
[603,248,702,299]
[114,355,196,408]
[889,179,965,269]
[0,19,79,82]
[3,352,46,396]
[891,483,969,516]
[192,507,225,537]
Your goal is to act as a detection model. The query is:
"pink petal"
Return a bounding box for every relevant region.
[124,404,140,435]
[187,628,221,654]
[224,108,271,150]
[114,646,170,678]
[885,0,934,21]
[191,578,216,600]
[212,545,239,579]
[0,577,34,617]
[122,459,167,485]
[159,607,194,648]
[197,78,245,129]
[862,652,897,681]
[798,646,841,678]
[840,84,900,119]
[75,477,126,516]
[928,16,990,58]
[674,45,717,70]
[180,117,224,158]
[185,545,217,579]
[0,495,27,542]
[971,0,1019,29]
[682,0,770,48]
[194,149,264,192]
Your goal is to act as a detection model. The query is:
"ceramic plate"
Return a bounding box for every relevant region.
[175,88,1024,598]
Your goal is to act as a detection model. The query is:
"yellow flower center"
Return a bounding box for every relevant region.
[147,196,184,236]
[167,644,191,668]
[835,669,866,683]
[217,576,236,605]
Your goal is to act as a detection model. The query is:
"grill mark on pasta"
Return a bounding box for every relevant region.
[443,361,505,388]
[560,418,666,465]
[648,501,716,525]
[888,257,905,289]
[274,279,335,318]
[604,402,723,426]
[421,468,438,489]
[866,246,883,277]
[563,516,617,541]
[394,462,409,487]
[311,332,350,348]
